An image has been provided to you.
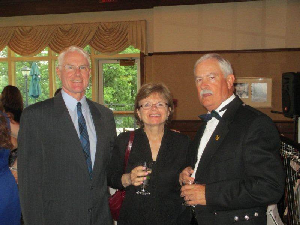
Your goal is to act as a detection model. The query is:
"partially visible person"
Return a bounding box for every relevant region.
[0,85,23,124]
[107,83,190,225]
[18,46,116,225]
[179,53,285,225]
[0,85,24,183]
[0,111,21,225]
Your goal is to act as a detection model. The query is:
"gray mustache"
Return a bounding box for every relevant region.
[200,89,213,97]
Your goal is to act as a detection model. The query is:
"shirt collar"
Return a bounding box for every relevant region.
[61,89,88,111]
[214,94,236,114]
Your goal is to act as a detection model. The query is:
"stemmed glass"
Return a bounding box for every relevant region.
[136,161,153,195]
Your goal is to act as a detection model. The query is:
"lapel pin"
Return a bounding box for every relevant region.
[215,135,220,141]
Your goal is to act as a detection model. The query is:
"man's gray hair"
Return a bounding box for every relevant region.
[194,53,233,77]
[57,46,91,66]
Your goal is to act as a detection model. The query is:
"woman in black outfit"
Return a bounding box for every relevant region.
[108,83,190,225]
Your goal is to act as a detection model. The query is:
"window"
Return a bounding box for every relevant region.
[0,62,8,92]
[16,61,49,107]
[97,47,141,133]
[0,47,8,91]
[0,47,56,106]
[0,46,141,132]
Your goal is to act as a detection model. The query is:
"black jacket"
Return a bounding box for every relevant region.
[185,97,285,225]
[18,93,116,225]
[107,128,190,225]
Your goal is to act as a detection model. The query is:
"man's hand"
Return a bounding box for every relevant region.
[181,184,206,206]
[179,166,194,186]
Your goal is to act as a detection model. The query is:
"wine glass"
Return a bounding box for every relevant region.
[136,161,152,195]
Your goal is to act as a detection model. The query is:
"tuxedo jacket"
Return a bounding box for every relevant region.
[107,128,190,225]
[18,93,116,225]
[187,97,285,225]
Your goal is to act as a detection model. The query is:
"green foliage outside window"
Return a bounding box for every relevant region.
[119,46,140,54]
[103,63,137,110]
[0,46,8,58]
[0,47,9,92]
[100,46,140,130]
[0,62,8,92]
[103,62,137,129]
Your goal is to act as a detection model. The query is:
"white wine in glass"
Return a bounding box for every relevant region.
[136,161,152,195]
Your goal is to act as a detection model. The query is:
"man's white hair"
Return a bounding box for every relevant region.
[194,53,233,77]
[57,46,90,66]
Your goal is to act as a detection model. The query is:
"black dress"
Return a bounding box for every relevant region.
[107,128,190,225]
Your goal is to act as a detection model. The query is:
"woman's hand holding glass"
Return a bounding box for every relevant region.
[136,162,152,195]
[129,165,149,186]
[121,165,148,188]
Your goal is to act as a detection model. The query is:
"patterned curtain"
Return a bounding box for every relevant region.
[0,20,147,55]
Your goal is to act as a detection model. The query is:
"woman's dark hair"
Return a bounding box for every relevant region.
[0,85,24,123]
[0,113,13,150]
[134,83,174,127]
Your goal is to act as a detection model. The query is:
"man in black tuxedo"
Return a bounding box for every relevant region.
[18,46,116,225]
[180,53,285,225]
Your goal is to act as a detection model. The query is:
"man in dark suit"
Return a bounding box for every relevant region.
[180,53,285,225]
[18,46,116,225]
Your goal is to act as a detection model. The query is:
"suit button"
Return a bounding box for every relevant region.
[90,186,94,190]
[244,215,250,220]
[234,216,239,221]
[214,212,217,215]
[254,212,259,217]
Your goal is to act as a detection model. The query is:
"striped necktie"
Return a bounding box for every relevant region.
[77,102,92,179]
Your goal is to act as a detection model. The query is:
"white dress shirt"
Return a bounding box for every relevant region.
[192,94,236,178]
[61,89,97,168]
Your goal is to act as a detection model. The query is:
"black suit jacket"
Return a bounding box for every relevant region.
[18,93,116,225]
[187,97,285,225]
[107,128,190,225]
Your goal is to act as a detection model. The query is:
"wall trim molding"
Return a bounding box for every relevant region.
[148,48,300,56]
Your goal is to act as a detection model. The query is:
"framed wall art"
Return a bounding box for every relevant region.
[234,77,272,108]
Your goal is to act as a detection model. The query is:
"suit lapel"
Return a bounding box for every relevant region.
[195,120,230,180]
[195,97,243,180]
[53,94,88,172]
[87,100,104,181]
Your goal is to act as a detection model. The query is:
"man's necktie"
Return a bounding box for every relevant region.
[77,102,92,179]
[199,110,221,121]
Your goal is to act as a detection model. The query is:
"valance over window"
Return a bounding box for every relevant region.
[0,20,147,56]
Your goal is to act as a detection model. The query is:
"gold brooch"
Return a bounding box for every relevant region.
[215,135,220,141]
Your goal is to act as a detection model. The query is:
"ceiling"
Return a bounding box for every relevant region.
[0,0,259,17]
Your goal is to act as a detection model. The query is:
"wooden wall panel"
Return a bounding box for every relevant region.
[144,50,300,122]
